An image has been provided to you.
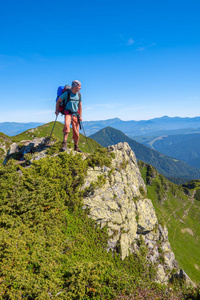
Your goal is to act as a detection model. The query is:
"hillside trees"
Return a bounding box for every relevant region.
[0,152,88,298]
[1,149,200,299]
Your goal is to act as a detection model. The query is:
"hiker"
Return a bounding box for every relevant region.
[55,80,82,152]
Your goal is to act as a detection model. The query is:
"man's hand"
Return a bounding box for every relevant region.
[55,97,62,116]
[79,116,82,122]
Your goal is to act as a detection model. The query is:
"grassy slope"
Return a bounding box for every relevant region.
[2,149,188,299]
[139,162,200,284]
[9,121,101,153]
[2,122,200,293]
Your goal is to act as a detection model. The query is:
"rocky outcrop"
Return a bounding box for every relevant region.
[8,137,46,156]
[0,134,12,161]
[82,142,194,285]
[4,137,48,164]
[4,139,195,286]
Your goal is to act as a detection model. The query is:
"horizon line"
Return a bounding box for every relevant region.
[1,115,200,124]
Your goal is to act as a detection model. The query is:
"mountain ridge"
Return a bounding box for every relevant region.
[2,115,200,136]
[83,115,200,136]
[89,126,200,184]
[1,120,200,298]
[137,133,200,169]
[0,122,44,136]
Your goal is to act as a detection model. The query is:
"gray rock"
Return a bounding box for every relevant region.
[172,269,196,287]
[82,142,192,285]
[8,142,18,155]
[156,264,168,284]
[136,198,158,233]
[5,139,194,286]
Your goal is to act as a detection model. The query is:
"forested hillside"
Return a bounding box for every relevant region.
[137,133,200,169]
[1,144,200,299]
[90,126,200,184]
[1,122,200,299]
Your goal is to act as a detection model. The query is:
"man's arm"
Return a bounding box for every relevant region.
[78,101,82,121]
[55,97,62,116]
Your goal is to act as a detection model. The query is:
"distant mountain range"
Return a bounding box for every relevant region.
[0,122,44,136]
[90,126,200,184]
[83,116,200,136]
[2,116,200,137]
[2,120,200,184]
[135,133,200,169]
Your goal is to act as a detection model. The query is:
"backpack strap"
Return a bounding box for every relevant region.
[66,90,71,105]
[61,90,71,112]
[67,91,81,103]
[64,91,81,113]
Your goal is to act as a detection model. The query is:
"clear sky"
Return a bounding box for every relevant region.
[0,0,200,123]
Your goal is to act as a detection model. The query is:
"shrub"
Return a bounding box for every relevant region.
[86,148,113,168]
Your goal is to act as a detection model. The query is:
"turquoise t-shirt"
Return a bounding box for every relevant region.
[60,91,81,114]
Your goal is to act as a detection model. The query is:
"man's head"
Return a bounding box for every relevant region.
[71,80,81,92]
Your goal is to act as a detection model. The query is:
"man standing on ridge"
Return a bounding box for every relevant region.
[55,80,82,152]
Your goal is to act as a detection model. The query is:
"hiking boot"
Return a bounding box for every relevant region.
[61,141,68,151]
[74,145,82,153]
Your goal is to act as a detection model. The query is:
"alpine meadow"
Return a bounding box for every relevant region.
[0,121,200,299]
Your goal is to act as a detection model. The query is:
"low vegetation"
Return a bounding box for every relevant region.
[0,135,200,298]
[183,179,200,202]
[139,161,200,286]
[0,122,101,164]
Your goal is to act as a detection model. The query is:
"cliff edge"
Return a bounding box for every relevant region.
[82,142,194,286]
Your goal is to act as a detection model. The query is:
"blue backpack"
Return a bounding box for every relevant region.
[56,85,71,115]
[56,84,81,115]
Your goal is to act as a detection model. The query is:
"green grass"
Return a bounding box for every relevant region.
[139,161,200,284]
[2,122,102,165]
[0,150,171,299]
[11,121,100,154]
[1,150,199,298]
[1,135,200,298]
[11,122,64,141]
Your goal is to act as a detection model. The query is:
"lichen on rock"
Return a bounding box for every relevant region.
[82,142,191,285]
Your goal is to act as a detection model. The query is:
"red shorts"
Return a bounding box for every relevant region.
[63,114,80,142]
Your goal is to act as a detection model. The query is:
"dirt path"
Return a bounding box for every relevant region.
[166,191,196,225]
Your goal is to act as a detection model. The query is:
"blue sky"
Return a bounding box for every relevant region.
[0,0,200,123]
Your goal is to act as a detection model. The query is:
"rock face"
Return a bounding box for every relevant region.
[7,137,46,156]
[82,142,189,285]
[4,139,195,286]
[4,137,47,164]
[0,134,12,161]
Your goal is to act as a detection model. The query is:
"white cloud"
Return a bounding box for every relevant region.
[84,106,94,111]
[127,38,135,45]
[118,35,135,46]
[136,43,156,51]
